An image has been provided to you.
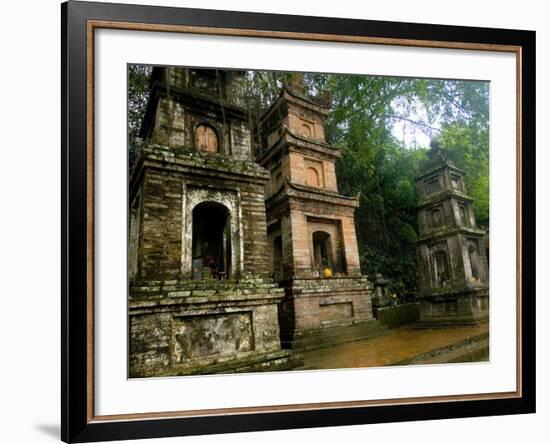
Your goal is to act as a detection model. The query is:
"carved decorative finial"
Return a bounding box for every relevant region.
[288,72,305,94]
[428,139,442,159]
[318,90,332,107]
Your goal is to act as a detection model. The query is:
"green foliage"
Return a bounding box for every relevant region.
[128,65,152,165]
[438,123,490,225]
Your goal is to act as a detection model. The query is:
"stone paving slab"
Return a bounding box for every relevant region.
[296,323,489,371]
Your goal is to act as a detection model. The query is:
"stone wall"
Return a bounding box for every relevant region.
[279,277,374,341]
[287,104,326,142]
[230,121,253,161]
[286,151,338,192]
[164,67,246,109]
[129,280,285,377]
[377,303,421,328]
[148,96,251,161]
[417,232,489,293]
[461,235,489,283]
[130,311,172,375]
[418,196,476,235]
[240,186,270,278]
[417,288,489,321]
[138,169,183,280]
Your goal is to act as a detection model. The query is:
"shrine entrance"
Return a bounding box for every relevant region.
[312,231,333,273]
[432,249,451,287]
[191,202,231,280]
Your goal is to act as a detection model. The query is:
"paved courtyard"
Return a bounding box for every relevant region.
[297,323,489,370]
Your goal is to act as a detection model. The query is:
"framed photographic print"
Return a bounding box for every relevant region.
[61,0,536,442]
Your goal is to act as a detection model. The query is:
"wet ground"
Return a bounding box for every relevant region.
[297,323,489,370]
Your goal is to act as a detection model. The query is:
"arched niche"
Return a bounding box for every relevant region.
[431,248,451,287]
[195,123,219,153]
[468,244,481,282]
[301,123,312,137]
[312,231,334,272]
[431,208,442,228]
[306,166,320,188]
[459,205,469,226]
[191,202,232,280]
[181,187,242,280]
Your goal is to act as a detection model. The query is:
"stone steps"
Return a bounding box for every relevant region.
[154,349,304,377]
[410,317,489,329]
[288,320,390,354]
[418,338,489,364]
[390,331,489,366]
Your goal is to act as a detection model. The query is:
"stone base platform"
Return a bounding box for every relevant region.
[129,278,302,378]
[278,276,376,350]
[417,287,489,327]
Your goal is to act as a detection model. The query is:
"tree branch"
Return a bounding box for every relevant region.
[381,115,442,132]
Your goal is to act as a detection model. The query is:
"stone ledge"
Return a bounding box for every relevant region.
[391,330,489,364]
[130,349,303,378]
[129,297,283,314]
[266,181,359,209]
[130,291,284,310]
[137,144,269,179]
[417,226,486,243]
[129,279,286,310]
[416,286,489,299]
[415,162,466,181]
[286,277,374,293]
[418,188,473,207]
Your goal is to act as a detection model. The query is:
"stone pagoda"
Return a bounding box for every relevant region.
[415,141,489,325]
[128,67,300,377]
[258,74,380,350]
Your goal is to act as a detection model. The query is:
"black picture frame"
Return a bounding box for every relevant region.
[61,1,536,442]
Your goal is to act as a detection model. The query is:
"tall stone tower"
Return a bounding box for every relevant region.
[258,75,378,349]
[128,67,300,377]
[415,141,489,325]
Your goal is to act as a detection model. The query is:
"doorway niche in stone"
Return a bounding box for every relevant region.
[191,201,232,280]
[312,231,334,272]
[430,247,451,288]
[181,186,243,281]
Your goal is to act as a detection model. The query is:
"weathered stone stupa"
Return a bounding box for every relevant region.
[258,74,381,350]
[415,141,489,325]
[128,67,301,377]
